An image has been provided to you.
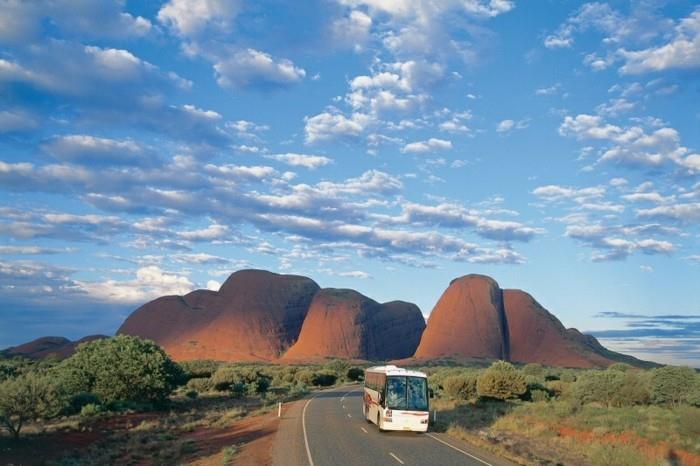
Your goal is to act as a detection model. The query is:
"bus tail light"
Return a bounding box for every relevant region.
[420,419,428,424]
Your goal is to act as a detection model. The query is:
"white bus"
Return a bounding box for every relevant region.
[362,365,430,432]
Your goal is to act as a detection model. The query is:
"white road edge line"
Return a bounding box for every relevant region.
[389,452,405,464]
[302,394,319,466]
[426,433,493,466]
[361,427,368,434]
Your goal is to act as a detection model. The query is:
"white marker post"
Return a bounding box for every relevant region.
[433,410,437,423]
[278,402,282,418]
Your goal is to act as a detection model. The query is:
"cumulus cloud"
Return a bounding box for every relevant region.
[214,48,306,90]
[158,0,242,37]
[42,135,157,167]
[78,266,193,303]
[619,8,700,74]
[304,110,373,143]
[559,114,699,171]
[401,138,452,153]
[496,118,529,133]
[0,0,151,43]
[267,153,333,169]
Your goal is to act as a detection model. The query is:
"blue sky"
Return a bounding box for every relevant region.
[1,0,699,366]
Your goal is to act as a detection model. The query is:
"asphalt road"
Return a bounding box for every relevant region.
[272,385,516,466]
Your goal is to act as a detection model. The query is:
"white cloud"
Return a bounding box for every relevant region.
[158,0,242,36]
[619,9,700,74]
[0,109,38,133]
[559,114,698,170]
[304,110,373,143]
[78,266,193,303]
[42,135,153,167]
[332,10,373,51]
[268,153,333,169]
[401,138,452,153]
[177,224,230,241]
[214,48,306,90]
[206,279,221,291]
[496,118,529,133]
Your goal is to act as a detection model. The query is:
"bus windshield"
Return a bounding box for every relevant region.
[385,376,428,411]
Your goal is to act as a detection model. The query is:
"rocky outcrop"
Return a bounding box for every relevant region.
[2,335,106,359]
[503,289,613,368]
[118,269,320,361]
[414,275,509,360]
[413,275,651,368]
[282,289,425,360]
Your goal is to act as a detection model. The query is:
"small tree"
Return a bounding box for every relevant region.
[58,335,183,405]
[442,374,478,400]
[346,367,364,382]
[523,363,545,378]
[476,361,527,400]
[0,372,63,439]
[650,365,696,407]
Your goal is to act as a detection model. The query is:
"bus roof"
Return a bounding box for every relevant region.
[365,365,427,378]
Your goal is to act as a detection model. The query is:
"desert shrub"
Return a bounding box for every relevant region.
[476,361,527,400]
[0,357,34,383]
[530,389,550,402]
[442,374,478,400]
[688,377,700,407]
[650,365,696,407]
[272,366,298,385]
[65,392,101,415]
[0,372,64,438]
[324,359,350,376]
[560,370,577,383]
[588,442,646,466]
[678,407,700,437]
[179,360,221,379]
[544,380,569,398]
[210,367,245,391]
[313,371,337,387]
[523,363,545,378]
[346,367,364,382]
[569,370,648,407]
[607,362,633,372]
[294,369,316,386]
[186,377,211,393]
[80,403,102,417]
[57,335,183,405]
[185,390,198,399]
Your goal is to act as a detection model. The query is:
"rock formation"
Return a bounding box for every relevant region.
[282,288,425,360]
[2,335,106,359]
[414,275,509,360]
[118,269,320,361]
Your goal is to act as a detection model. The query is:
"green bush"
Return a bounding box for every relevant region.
[80,403,102,417]
[569,370,648,407]
[186,377,211,393]
[476,361,527,400]
[522,363,545,378]
[530,389,550,402]
[294,369,316,386]
[65,392,101,415]
[649,365,696,407]
[0,372,64,438]
[57,335,183,405]
[545,380,569,398]
[678,407,700,437]
[185,390,198,400]
[179,360,221,379]
[313,371,337,387]
[346,367,364,381]
[607,362,633,372]
[323,359,350,375]
[442,374,478,400]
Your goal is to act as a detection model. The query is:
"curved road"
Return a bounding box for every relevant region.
[272,385,515,466]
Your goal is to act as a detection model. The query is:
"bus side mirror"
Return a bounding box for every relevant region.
[429,388,434,399]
